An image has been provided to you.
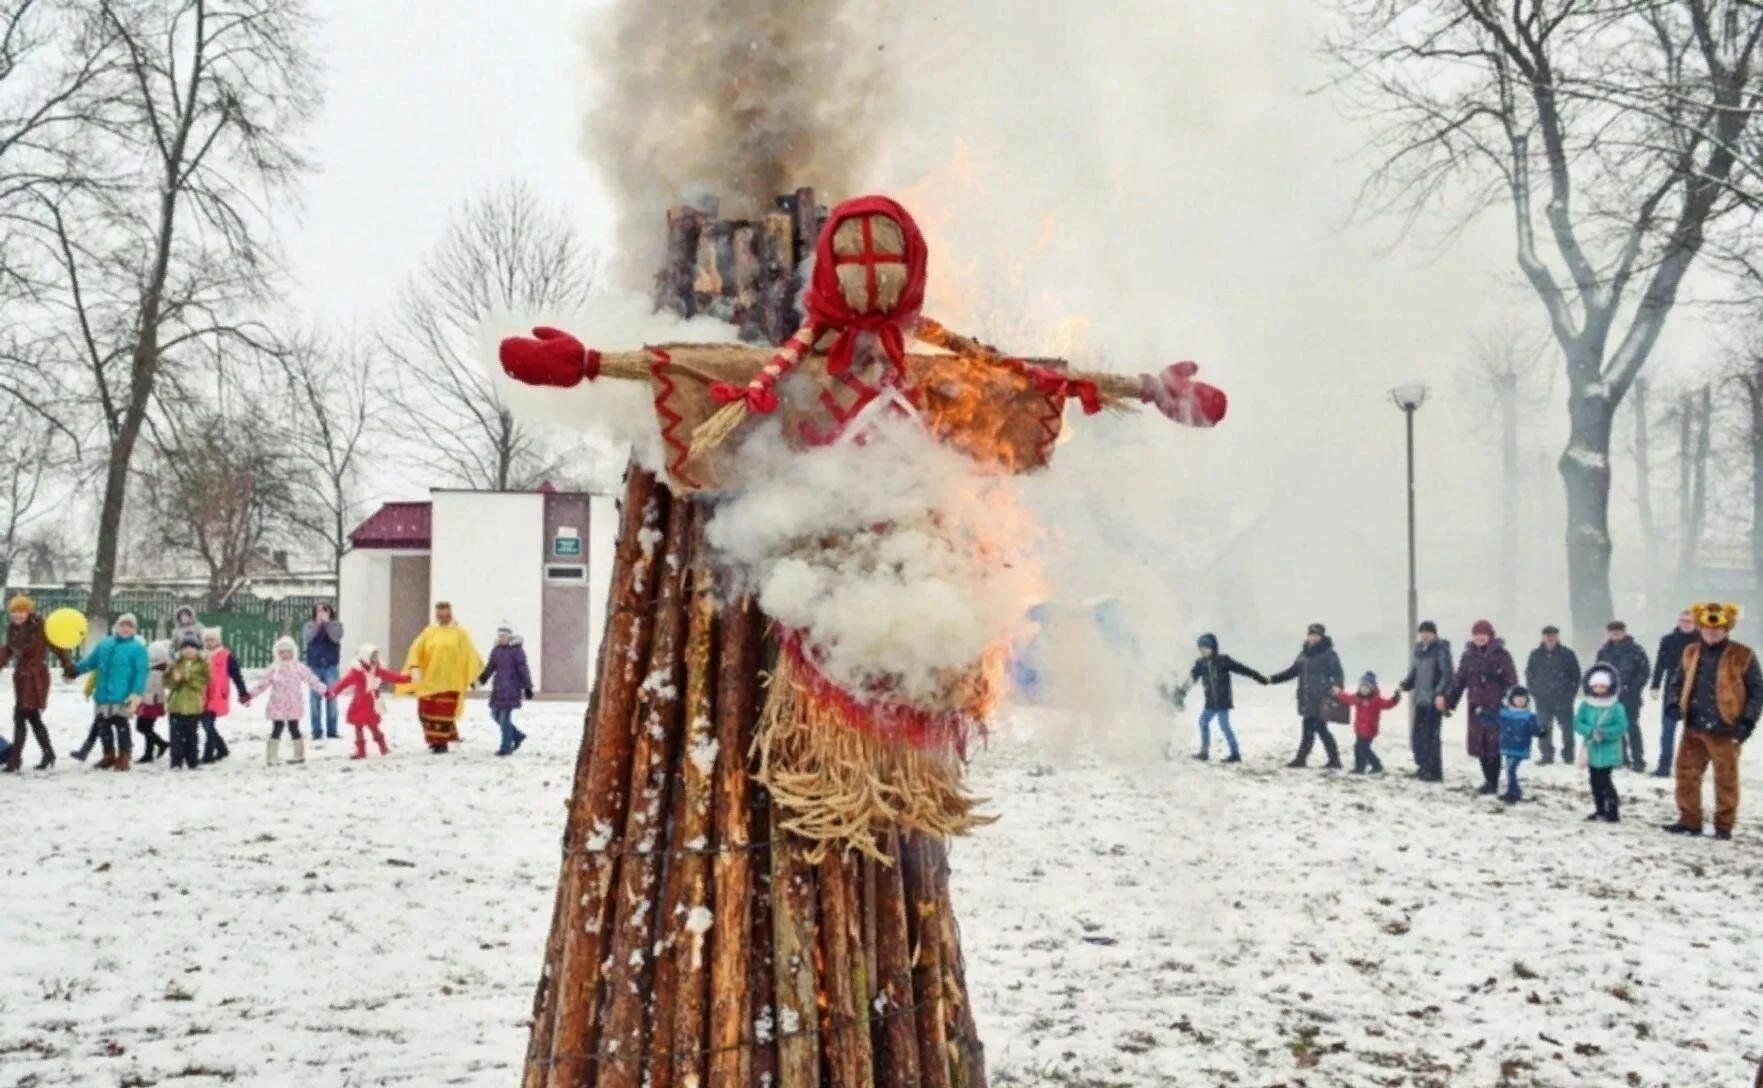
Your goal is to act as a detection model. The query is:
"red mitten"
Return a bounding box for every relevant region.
[1141,361,1227,428]
[499,326,595,388]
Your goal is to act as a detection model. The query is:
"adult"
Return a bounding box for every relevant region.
[1400,620,1453,782]
[1439,619,1518,795]
[68,613,150,772]
[1268,622,1345,769]
[0,595,73,772]
[402,601,484,754]
[1663,603,1763,841]
[1524,625,1581,765]
[1184,632,1269,763]
[1650,610,1698,778]
[303,602,345,740]
[1595,620,1652,772]
[479,623,536,756]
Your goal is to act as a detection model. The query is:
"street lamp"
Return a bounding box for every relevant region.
[1390,384,1430,645]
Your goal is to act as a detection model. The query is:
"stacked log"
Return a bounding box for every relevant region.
[523,189,986,1087]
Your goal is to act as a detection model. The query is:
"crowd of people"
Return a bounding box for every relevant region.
[1174,604,1763,840]
[0,597,536,774]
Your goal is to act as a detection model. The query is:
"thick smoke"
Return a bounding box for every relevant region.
[579,0,895,284]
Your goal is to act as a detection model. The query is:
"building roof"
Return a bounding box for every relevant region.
[348,501,432,550]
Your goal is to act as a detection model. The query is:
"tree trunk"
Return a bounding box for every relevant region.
[1751,370,1763,608]
[1498,373,1519,625]
[1679,387,1712,591]
[1632,379,1659,609]
[1560,390,1616,648]
[86,389,150,620]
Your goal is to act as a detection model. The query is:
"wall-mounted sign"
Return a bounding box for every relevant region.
[553,526,581,558]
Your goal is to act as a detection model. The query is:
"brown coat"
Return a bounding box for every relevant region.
[0,613,70,711]
[1676,639,1763,733]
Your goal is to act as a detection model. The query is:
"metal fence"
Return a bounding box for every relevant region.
[3,589,332,668]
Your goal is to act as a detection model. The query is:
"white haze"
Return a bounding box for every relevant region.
[565,0,1720,744]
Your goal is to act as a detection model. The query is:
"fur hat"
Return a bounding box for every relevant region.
[1472,619,1495,638]
[1583,663,1620,707]
[1306,622,1327,637]
[114,612,138,632]
[273,635,297,657]
[357,643,380,664]
[1691,601,1741,632]
[6,594,33,614]
[1197,633,1218,651]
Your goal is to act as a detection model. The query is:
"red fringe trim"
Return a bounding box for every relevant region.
[775,627,978,757]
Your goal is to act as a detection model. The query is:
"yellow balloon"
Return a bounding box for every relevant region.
[44,607,88,651]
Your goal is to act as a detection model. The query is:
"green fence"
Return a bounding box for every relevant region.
[3,589,331,668]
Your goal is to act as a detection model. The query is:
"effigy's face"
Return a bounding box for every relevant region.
[830,212,911,314]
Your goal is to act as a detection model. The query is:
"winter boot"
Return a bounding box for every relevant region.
[3,723,23,771]
[1715,828,1733,841]
[290,737,306,765]
[511,729,526,753]
[1662,822,1702,835]
[113,751,131,772]
[1222,753,1241,764]
[266,738,280,767]
[1193,751,1210,762]
[373,728,389,756]
[352,735,368,761]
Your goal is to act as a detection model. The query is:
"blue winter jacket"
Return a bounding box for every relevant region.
[1498,706,1540,760]
[72,636,150,704]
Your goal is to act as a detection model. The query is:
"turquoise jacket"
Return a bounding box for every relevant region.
[1574,700,1629,770]
[72,636,150,705]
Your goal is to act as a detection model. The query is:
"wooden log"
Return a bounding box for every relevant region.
[818,848,874,1088]
[770,813,821,1088]
[758,212,798,342]
[707,595,759,1088]
[902,837,952,1088]
[748,783,779,1088]
[789,186,819,268]
[731,223,765,342]
[525,466,649,1084]
[533,470,667,1088]
[872,830,921,1088]
[694,220,733,318]
[928,841,985,1088]
[594,503,696,1088]
[660,206,704,317]
[645,749,690,1088]
[666,558,721,1088]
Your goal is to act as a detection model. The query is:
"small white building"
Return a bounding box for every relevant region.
[338,486,618,696]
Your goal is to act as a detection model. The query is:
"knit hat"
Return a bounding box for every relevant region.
[6,594,33,614]
[1196,633,1218,651]
[497,621,514,637]
[202,626,222,643]
[1471,619,1495,637]
[114,612,138,632]
[148,640,171,666]
[1306,622,1326,637]
[178,634,202,651]
[273,635,297,657]
[1359,671,1377,688]
[1691,601,1740,631]
[357,642,379,665]
[1417,620,1437,635]
[1505,684,1530,705]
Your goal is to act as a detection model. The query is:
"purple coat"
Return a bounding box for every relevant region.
[478,640,534,710]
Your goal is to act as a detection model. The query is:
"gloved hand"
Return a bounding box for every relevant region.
[499,326,594,388]
[523,688,535,702]
[1739,718,1755,744]
[1140,361,1227,428]
[1664,704,1682,723]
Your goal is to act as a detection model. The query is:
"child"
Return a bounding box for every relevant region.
[1333,671,1399,774]
[477,623,535,756]
[68,613,149,772]
[1497,685,1542,803]
[327,644,409,760]
[248,636,326,766]
[1175,633,1268,763]
[135,641,171,763]
[1575,664,1628,822]
[199,627,250,764]
[165,636,210,770]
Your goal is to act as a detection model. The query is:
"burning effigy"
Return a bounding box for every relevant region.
[502,193,1223,1087]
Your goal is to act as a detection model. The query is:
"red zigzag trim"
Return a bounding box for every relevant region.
[647,347,699,489]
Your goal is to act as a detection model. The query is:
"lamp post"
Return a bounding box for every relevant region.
[1390,384,1430,644]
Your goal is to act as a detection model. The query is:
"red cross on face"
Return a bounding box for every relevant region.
[833,215,907,312]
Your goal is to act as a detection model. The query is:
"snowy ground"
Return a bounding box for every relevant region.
[4,684,1763,1087]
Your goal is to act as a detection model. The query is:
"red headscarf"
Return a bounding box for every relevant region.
[805,195,929,379]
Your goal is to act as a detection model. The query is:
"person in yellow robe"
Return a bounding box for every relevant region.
[400,601,484,753]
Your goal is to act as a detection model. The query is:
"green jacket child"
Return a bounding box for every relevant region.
[165,649,211,717]
[1574,664,1630,769]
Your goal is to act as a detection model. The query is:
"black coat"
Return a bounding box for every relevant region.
[1596,638,1651,707]
[1524,644,1582,710]
[1651,628,1697,692]
[1269,637,1345,719]
[1401,639,1454,703]
[1188,653,1267,711]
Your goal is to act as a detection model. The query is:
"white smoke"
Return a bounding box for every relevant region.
[706,407,1040,708]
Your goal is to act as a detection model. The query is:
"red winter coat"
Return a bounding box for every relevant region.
[1334,688,1401,740]
[327,662,410,728]
[0,613,71,712]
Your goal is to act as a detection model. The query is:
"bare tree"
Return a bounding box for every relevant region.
[275,329,381,580]
[1329,1,1763,644]
[1630,377,1662,600]
[1464,323,1549,623]
[1674,384,1715,591]
[382,180,596,490]
[0,396,74,586]
[140,409,299,608]
[2,0,320,620]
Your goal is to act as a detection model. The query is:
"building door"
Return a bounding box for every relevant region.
[387,555,431,666]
